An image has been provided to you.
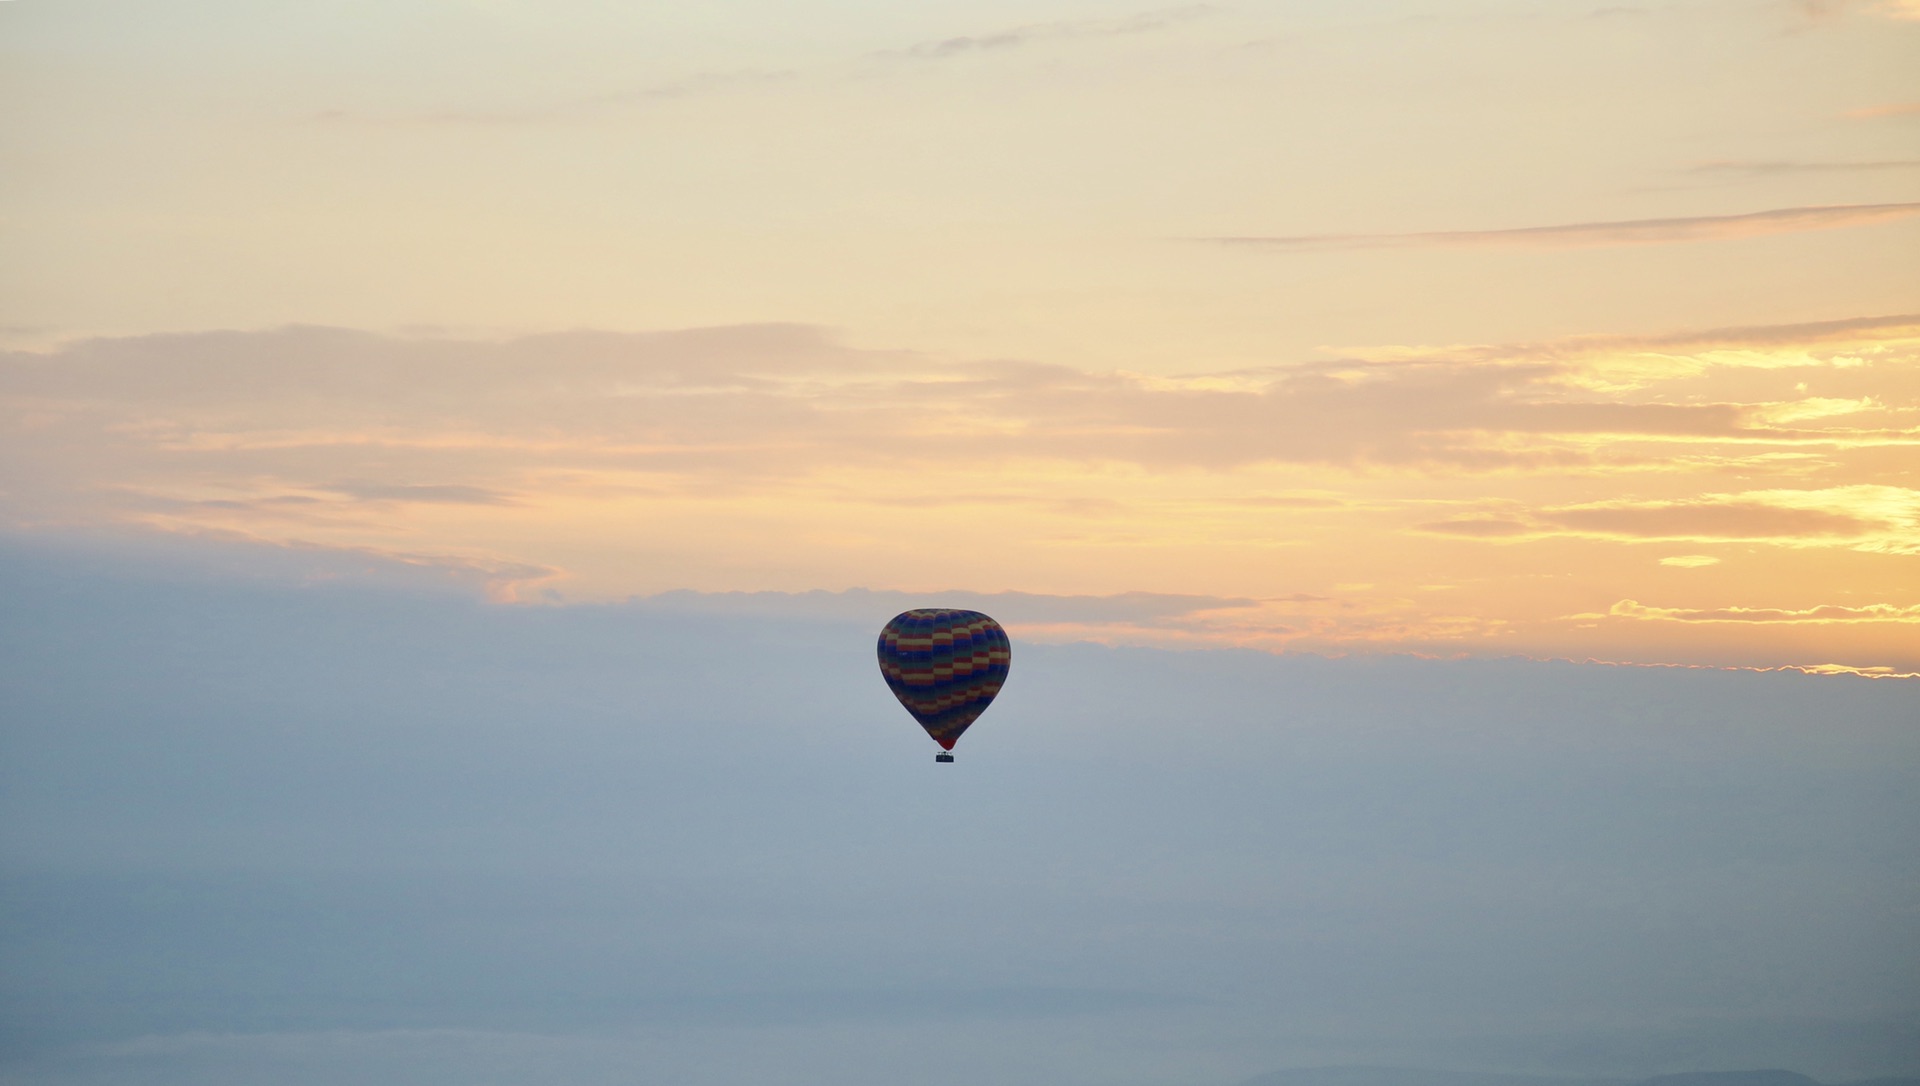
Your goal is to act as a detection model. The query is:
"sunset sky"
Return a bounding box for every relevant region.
[5,0,1918,675]
[5,4,1920,1085]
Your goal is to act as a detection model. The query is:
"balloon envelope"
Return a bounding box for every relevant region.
[876,609,1011,750]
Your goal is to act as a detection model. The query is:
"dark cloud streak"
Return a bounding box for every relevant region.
[309,4,1214,127]
[1206,202,1920,251]
[881,5,1218,61]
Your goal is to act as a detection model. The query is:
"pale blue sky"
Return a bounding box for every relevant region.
[2,538,1916,1085]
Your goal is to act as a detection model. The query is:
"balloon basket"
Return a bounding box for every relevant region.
[934,752,955,763]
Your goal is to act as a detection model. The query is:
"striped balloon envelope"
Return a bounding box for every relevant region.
[876,609,1011,757]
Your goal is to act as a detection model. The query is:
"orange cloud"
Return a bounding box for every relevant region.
[1844,101,1920,118]
[4,315,1915,672]
[1414,516,1535,538]
[1417,487,1920,552]
[1798,0,1920,20]
[1600,600,1920,623]
[1546,498,1882,540]
[14,320,1912,496]
[1658,555,1720,567]
[1790,664,1920,678]
[1688,159,1920,176]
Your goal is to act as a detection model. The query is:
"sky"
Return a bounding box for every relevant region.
[3,0,1918,673]
[2,1,1919,1083]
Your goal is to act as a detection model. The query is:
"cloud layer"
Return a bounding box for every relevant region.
[5,543,1916,1083]
[3,315,1916,669]
[1419,486,1920,554]
[1601,599,1920,623]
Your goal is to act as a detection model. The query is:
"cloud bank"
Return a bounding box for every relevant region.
[2,541,1916,1084]
[1602,599,1920,623]
[3,315,1915,670]
[1418,486,1920,554]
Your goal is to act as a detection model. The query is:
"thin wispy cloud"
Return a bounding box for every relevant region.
[1206,202,1920,251]
[6,319,1915,497]
[1658,554,1720,567]
[1545,493,1901,543]
[311,5,1214,127]
[8,322,1911,493]
[1793,0,1920,21]
[879,5,1217,61]
[1346,313,1920,379]
[635,587,1260,627]
[1687,159,1920,176]
[1844,101,1920,118]
[1598,311,1920,350]
[1602,599,1920,623]
[1417,487,1920,553]
[321,481,518,505]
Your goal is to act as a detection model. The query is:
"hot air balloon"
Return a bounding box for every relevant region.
[877,609,1011,763]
